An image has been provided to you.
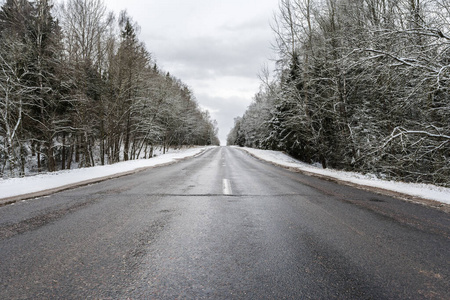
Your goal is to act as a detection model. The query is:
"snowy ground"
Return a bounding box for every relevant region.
[0,147,212,201]
[239,147,450,205]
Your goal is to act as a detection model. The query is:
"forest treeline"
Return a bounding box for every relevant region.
[0,0,219,177]
[228,0,450,186]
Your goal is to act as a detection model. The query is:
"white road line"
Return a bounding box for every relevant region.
[222,179,232,195]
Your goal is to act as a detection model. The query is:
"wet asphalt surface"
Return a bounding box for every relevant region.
[0,146,449,299]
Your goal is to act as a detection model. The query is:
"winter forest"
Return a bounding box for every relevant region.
[0,0,220,177]
[228,0,450,187]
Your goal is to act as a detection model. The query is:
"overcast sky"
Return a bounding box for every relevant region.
[105,0,279,145]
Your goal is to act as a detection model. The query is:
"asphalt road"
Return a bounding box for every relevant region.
[0,146,449,299]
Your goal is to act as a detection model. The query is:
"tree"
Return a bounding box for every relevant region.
[59,0,112,167]
[0,0,65,174]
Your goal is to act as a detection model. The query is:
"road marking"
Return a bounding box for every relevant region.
[222,179,232,195]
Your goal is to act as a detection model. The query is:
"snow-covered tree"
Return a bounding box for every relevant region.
[0,0,219,177]
[229,0,450,186]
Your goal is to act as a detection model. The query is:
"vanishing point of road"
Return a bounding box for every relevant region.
[0,147,449,299]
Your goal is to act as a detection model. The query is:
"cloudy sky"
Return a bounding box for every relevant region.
[106,0,279,145]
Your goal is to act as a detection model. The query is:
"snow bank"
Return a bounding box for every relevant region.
[240,147,450,205]
[0,147,212,200]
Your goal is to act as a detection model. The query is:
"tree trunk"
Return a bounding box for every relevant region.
[124,111,131,161]
[47,138,55,172]
[100,119,105,165]
[67,144,73,169]
[37,146,41,173]
[61,132,66,170]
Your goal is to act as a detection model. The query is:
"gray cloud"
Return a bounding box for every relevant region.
[151,29,273,80]
[106,0,278,143]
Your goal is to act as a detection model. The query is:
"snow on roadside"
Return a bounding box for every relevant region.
[0,147,213,200]
[239,147,450,205]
